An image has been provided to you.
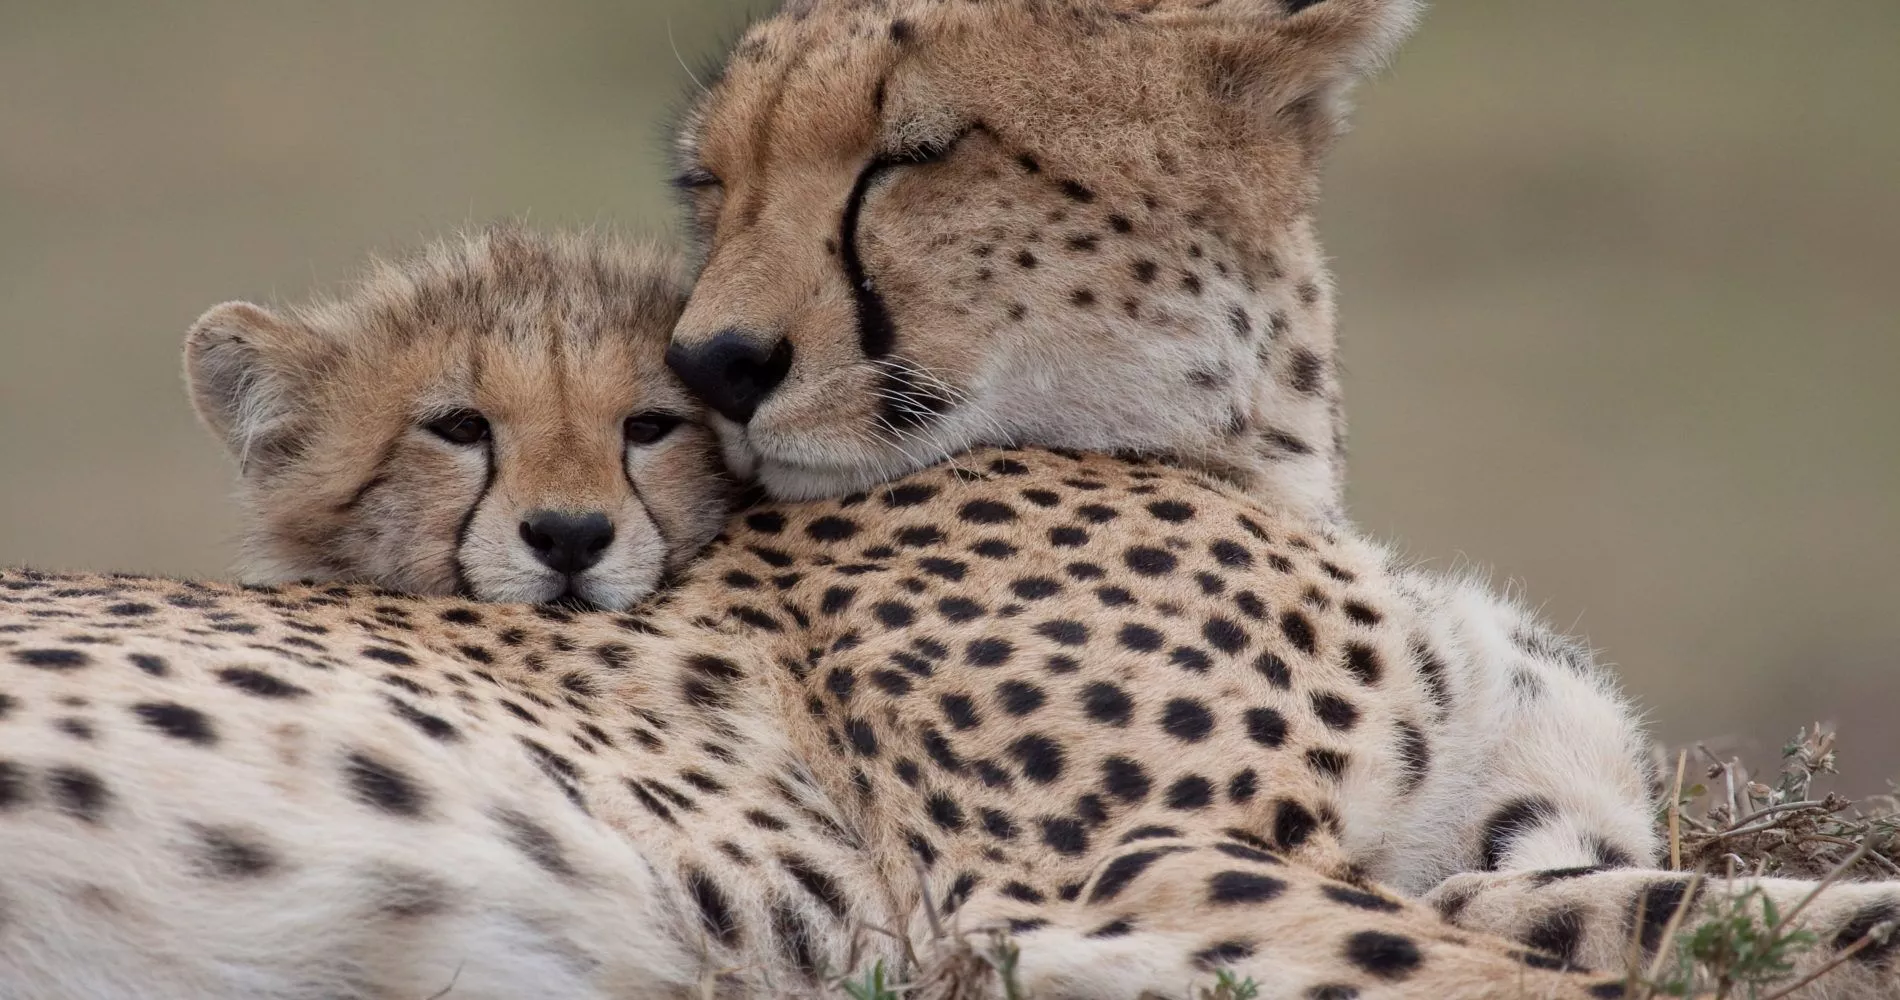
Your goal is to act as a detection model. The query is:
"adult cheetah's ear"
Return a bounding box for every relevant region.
[1189,0,1423,143]
[184,301,325,476]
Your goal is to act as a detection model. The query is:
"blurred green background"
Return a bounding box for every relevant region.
[2,2,1895,787]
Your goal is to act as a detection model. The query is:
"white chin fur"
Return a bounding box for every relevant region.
[720,412,985,501]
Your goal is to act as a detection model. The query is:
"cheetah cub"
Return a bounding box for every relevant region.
[185,225,731,609]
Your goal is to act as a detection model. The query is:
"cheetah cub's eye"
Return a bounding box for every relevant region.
[425,409,491,446]
[623,412,685,446]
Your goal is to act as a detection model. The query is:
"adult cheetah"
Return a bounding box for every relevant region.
[659,0,1900,993]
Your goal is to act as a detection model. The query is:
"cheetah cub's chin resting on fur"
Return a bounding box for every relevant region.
[185,226,731,610]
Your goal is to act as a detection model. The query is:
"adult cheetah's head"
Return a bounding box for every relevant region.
[667,0,1420,518]
[186,225,731,609]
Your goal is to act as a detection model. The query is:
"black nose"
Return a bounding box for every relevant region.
[665,331,792,424]
[519,511,615,575]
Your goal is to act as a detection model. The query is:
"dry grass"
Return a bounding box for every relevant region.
[1657,725,1900,882]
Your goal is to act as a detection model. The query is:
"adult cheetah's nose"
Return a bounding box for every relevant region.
[665,330,792,424]
[519,510,615,575]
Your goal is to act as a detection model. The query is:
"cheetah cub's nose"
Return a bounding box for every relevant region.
[665,329,792,424]
[519,510,615,575]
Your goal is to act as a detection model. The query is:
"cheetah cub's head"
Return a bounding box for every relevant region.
[185,226,730,609]
[668,0,1420,519]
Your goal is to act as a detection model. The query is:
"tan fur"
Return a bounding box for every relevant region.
[185,225,731,608]
[670,0,1420,521]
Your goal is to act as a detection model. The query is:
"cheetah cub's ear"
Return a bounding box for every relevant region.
[185,302,330,477]
[1150,0,1423,144]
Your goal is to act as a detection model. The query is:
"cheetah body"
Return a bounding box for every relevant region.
[5,451,1896,999]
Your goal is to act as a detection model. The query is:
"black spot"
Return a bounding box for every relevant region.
[1008,734,1065,784]
[1523,905,1587,970]
[132,701,217,746]
[217,667,308,699]
[1215,841,1280,866]
[1287,347,1327,395]
[958,500,1017,525]
[13,648,89,670]
[1833,899,1900,965]
[387,697,458,742]
[1059,179,1095,203]
[496,809,577,881]
[49,766,109,823]
[1147,500,1194,523]
[1160,698,1215,743]
[439,607,483,626]
[1630,878,1703,954]
[1481,797,1556,871]
[805,516,860,542]
[1280,611,1316,655]
[937,597,985,622]
[940,693,982,730]
[1080,682,1134,726]
[746,511,787,534]
[1101,756,1151,803]
[1342,643,1382,685]
[997,680,1046,716]
[192,824,277,878]
[1341,600,1381,627]
[344,752,428,818]
[0,760,25,809]
[687,868,740,946]
[128,653,168,676]
[1202,616,1249,655]
[1090,849,1175,903]
[1089,918,1134,938]
[1117,623,1164,652]
[1532,865,1609,886]
[966,637,1014,667]
[896,525,945,548]
[1394,721,1431,792]
[1244,707,1288,748]
[1345,931,1422,980]
[844,717,880,758]
[1274,800,1318,849]
[1254,651,1293,688]
[1306,748,1349,779]
[1310,692,1358,731]
[1210,540,1253,569]
[1324,884,1401,913]
[1166,775,1214,810]
[1228,769,1258,803]
[1170,646,1212,673]
[927,793,967,832]
[1000,881,1045,905]
[781,854,850,918]
[1307,986,1360,1000]
[873,601,916,628]
[1034,619,1089,646]
[1048,821,1094,859]
[884,483,939,507]
[1208,870,1287,905]
[360,647,415,667]
[1124,546,1177,576]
